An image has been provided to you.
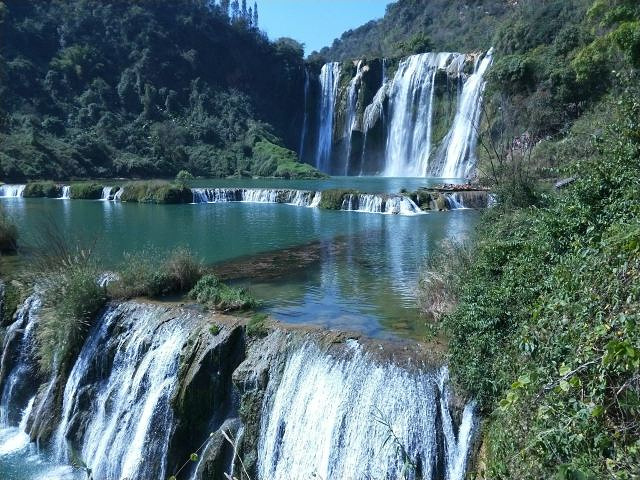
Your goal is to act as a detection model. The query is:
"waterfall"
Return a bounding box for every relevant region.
[444,193,466,210]
[384,53,460,177]
[257,343,476,480]
[53,303,194,480]
[315,62,341,172]
[191,188,320,207]
[343,60,365,175]
[113,188,124,201]
[0,396,34,455]
[0,184,25,198]
[299,67,310,161]
[101,186,113,201]
[59,186,71,199]
[0,295,41,426]
[360,77,389,175]
[438,49,494,178]
[341,194,425,215]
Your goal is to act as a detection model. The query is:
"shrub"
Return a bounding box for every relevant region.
[252,140,326,179]
[0,206,18,252]
[246,312,268,338]
[418,241,474,321]
[188,274,258,312]
[175,169,194,184]
[111,247,202,298]
[119,181,192,204]
[23,181,62,198]
[38,254,107,373]
[319,189,357,210]
[70,182,103,199]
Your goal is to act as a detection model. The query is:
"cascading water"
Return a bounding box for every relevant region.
[299,67,310,162]
[343,60,365,175]
[315,62,341,173]
[341,193,425,215]
[0,185,25,198]
[59,186,71,199]
[310,50,491,179]
[439,49,494,178]
[0,295,42,426]
[384,53,460,177]
[53,303,195,480]
[101,186,113,201]
[258,342,476,480]
[191,188,423,215]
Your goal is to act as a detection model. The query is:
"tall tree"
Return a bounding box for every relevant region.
[220,0,230,18]
[248,6,253,27]
[253,1,258,28]
[241,0,247,19]
[230,0,239,21]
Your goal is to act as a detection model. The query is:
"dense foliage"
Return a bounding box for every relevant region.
[441,74,640,480]
[0,205,18,252]
[0,0,317,180]
[315,0,507,60]
[188,274,258,311]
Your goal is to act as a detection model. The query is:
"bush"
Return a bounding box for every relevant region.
[188,274,258,312]
[0,206,18,252]
[111,247,202,298]
[175,169,194,185]
[418,242,474,321]
[119,181,192,204]
[246,312,268,338]
[70,182,103,199]
[319,189,357,210]
[23,181,62,198]
[252,140,326,179]
[38,255,107,373]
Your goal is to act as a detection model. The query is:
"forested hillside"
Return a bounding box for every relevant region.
[0,0,321,180]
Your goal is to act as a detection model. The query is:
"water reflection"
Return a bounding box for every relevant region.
[1,197,478,339]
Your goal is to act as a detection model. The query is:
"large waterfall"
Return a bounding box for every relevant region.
[0,295,478,480]
[0,185,25,198]
[258,342,476,480]
[315,62,341,173]
[304,50,492,178]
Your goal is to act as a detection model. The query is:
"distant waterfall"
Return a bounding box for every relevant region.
[298,67,310,161]
[315,62,341,172]
[439,49,494,178]
[0,185,25,198]
[258,342,476,480]
[101,186,113,200]
[341,193,424,215]
[310,50,492,179]
[384,53,459,177]
[343,60,365,175]
[191,188,425,215]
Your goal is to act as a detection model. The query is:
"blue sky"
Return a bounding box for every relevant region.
[258,0,394,54]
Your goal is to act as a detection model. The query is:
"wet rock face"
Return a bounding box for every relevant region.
[167,321,246,476]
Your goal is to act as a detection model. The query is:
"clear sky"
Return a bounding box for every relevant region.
[258,0,394,54]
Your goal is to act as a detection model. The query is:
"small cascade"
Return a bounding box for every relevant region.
[438,50,494,178]
[53,303,194,480]
[191,188,321,208]
[360,79,389,175]
[257,343,476,480]
[113,188,124,201]
[0,396,34,455]
[0,184,25,198]
[299,67,310,161]
[385,53,460,177]
[59,186,71,199]
[343,60,365,175]
[315,62,341,172]
[341,194,425,215]
[101,186,113,201]
[443,191,492,209]
[0,295,42,426]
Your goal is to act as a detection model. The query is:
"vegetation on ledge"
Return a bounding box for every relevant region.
[23,181,62,198]
[69,182,103,200]
[319,189,358,210]
[189,274,259,312]
[118,181,192,204]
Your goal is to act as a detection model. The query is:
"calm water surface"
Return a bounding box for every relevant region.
[2,177,479,340]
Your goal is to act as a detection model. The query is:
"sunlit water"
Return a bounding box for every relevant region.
[1,177,479,340]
